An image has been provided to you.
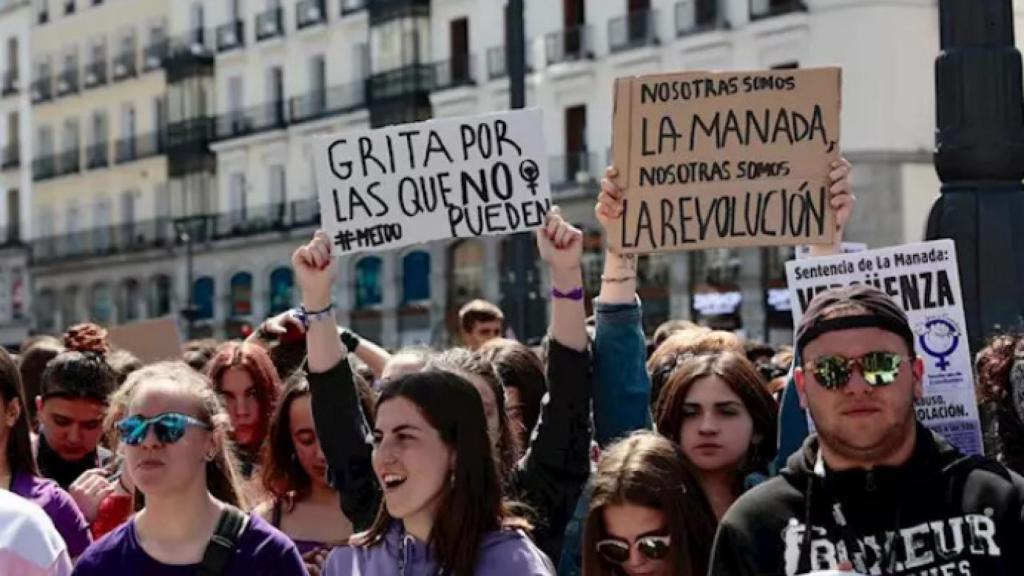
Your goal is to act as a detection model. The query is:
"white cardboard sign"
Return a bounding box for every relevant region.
[313,109,553,255]
[785,239,983,456]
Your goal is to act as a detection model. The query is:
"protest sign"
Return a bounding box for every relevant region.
[108,316,183,364]
[785,240,983,455]
[313,109,552,255]
[795,241,866,260]
[610,67,841,253]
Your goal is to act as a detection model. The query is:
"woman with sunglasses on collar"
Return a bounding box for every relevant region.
[583,431,716,576]
[72,362,306,576]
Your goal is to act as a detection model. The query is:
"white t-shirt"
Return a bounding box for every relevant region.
[0,488,73,576]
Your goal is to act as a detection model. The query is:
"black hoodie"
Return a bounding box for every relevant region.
[710,423,1024,576]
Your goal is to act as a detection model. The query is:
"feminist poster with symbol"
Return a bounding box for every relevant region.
[313,109,553,256]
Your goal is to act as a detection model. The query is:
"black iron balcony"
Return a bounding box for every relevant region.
[432,55,475,91]
[297,0,327,29]
[750,0,807,21]
[214,101,287,141]
[32,156,56,181]
[112,51,137,81]
[609,9,659,53]
[83,61,107,88]
[217,21,245,52]
[143,40,168,72]
[340,0,366,16]
[368,63,433,101]
[545,25,593,65]
[31,77,52,103]
[2,144,18,170]
[56,69,79,96]
[115,131,165,163]
[368,0,428,25]
[486,45,535,80]
[1,71,17,96]
[289,80,366,124]
[676,0,720,36]
[256,7,284,41]
[86,142,109,169]
[58,149,80,175]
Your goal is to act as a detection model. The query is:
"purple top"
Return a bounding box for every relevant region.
[70,513,308,576]
[10,472,92,558]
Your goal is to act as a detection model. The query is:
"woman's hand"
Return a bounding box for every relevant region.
[537,206,584,278]
[69,468,116,522]
[292,230,336,311]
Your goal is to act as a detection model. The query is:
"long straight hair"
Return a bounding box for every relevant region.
[121,362,247,509]
[260,373,315,505]
[0,347,39,477]
[352,370,527,576]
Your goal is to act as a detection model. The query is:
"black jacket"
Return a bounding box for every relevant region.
[710,423,1024,576]
[308,339,592,561]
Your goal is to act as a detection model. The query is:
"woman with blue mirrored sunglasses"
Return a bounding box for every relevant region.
[116,412,212,446]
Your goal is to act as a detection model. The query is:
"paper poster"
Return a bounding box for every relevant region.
[610,67,841,253]
[108,316,183,364]
[785,239,983,455]
[313,109,553,255]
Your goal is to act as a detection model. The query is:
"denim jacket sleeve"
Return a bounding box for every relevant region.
[592,297,652,447]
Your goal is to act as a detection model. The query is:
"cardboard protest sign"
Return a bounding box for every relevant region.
[108,316,183,364]
[313,109,552,255]
[785,240,983,455]
[610,67,841,253]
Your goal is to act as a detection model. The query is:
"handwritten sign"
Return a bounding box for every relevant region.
[108,317,183,364]
[610,67,842,253]
[785,240,983,456]
[313,109,552,255]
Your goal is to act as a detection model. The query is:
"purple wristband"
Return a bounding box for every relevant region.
[551,286,584,301]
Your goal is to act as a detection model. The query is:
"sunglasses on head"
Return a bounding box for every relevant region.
[806,351,909,390]
[116,412,212,446]
[595,535,671,564]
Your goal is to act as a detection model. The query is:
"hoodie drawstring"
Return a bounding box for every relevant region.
[797,475,815,574]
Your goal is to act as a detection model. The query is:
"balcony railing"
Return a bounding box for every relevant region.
[115,131,165,163]
[676,0,720,36]
[217,20,245,52]
[341,0,366,16]
[256,7,284,41]
[297,0,327,29]
[545,25,593,65]
[143,40,169,72]
[83,61,107,88]
[112,51,137,81]
[486,45,535,80]
[58,149,80,175]
[368,64,433,101]
[432,55,475,91]
[609,9,659,53]
[2,71,18,96]
[2,144,18,170]
[32,78,53,103]
[169,29,215,60]
[30,198,322,265]
[56,69,80,96]
[214,102,287,140]
[86,142,109,169]
[289,81,366,123]
[33,156,56,181]
[750,0,807,21]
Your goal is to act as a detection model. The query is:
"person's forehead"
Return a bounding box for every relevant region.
[128,381,198,417]
[804,326,910,358]
[684,375,742,404]
[376,396,433,431]
[43,398,106,420]
[288,395,313,427]
[602,503,667,538]
[220,368,255,391]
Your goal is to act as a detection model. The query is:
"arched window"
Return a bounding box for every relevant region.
[229,272,253,316]
[149,275,172,317]
[268,267,294,315]
[401,251,430,304]
[446,239,484,305]
[120,279,143,323]
[354,257,382,309]
[90,283,114,324]
[193,276,215,320]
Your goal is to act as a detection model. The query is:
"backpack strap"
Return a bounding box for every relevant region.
[197,505,249,576]
[942,454,1014,511]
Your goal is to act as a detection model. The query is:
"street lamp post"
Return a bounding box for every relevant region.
[174,218,200,340]
[926,0,1024,352]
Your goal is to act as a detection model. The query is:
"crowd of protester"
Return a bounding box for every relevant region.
[0,157,1022,576]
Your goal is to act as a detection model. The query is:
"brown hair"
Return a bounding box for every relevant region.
[260,374,317,506]
[0,346,39,477]
[478,338,547,443]
[182,339,219,372]
[206,342,282,451]
[122,362,247,508]
[458,299,504,334]
[582,431,716,576]
[647,329,743,412]
[655,352,778,494]
[107,349,143,386]
[64,323,110,355]
[976,334,1024,474]
[17,335,62,426]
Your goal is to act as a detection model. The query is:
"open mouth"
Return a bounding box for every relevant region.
[381,473,407,491]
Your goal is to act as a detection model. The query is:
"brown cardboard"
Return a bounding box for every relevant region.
[107,316,183,364]
[609,67,842,253]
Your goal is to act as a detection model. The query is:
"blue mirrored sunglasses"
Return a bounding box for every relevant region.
[116,412,212,446]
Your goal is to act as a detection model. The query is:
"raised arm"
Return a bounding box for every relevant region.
[807,158,854,258]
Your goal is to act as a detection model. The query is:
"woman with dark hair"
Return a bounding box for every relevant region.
[655,352,778,519]
[0,346,93,558]
[256,374,353,556]
[582,431,716,576]
[478,338,548,448]
[297,208,592,562]
[976,333,1024,475]
[72,362,305,575]
[323,370,552,575]
[206,341,282,477]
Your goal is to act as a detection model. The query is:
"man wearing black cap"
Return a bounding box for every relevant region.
[710,284,1024,576]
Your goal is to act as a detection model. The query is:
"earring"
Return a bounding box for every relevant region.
[449,471,455,487]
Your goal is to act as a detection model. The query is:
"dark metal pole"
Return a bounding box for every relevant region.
[926,0,1024,352]
[505,0,533,341]
[184,230,195,339]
